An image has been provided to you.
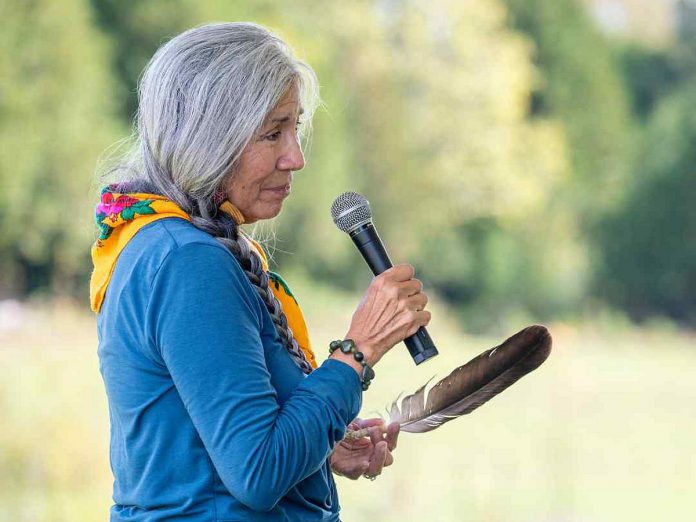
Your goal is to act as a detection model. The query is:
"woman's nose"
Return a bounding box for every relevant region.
[277,135,305,172]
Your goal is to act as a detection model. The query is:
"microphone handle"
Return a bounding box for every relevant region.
[349,222,439,365]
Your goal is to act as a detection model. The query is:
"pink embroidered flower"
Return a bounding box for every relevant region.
[97,192,139,217]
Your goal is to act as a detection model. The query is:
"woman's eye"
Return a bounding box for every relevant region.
[263,120,302,141]
[264,130,281,141]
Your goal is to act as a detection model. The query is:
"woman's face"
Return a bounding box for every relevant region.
[225,87,305,223]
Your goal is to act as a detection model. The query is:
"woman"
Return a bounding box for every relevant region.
[91,22,430,521]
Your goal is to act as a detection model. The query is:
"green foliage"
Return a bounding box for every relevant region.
[0,0,120,296]
[433,212,589,330]
[596,80,696,324]
[616,44,680,120]
[594,6,696,326]
[503,0,633,219]
[90,0,196,119]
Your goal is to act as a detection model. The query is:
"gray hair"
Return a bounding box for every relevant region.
[102,22,319,374]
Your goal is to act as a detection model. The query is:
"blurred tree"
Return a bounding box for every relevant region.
[615,0,696,122]
[0,0,120,297]
[503,0,633,221]
[616,44,679,120]
[593,0,696,325]
[90,0,196,121]
[596,69,696,325]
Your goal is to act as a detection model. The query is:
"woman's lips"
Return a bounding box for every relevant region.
[262,184,291,198]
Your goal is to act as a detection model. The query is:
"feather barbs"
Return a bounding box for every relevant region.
[387,325,552,434]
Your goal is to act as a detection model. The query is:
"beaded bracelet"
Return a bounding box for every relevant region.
[329,339,375,391]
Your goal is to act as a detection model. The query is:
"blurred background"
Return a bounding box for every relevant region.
[1,0,694,520]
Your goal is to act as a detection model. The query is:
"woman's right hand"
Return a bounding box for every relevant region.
[334,264,431,369]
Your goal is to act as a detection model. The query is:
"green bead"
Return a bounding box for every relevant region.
[353,351,364,362]
[363,365,375,381]
[329,340,342,352]
[340,339,354,353]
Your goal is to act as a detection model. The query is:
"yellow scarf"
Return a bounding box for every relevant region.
[90,186,317,369]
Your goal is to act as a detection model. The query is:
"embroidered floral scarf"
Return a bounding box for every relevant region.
[90,184,317,369]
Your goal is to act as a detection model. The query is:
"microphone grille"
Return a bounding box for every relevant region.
[331,191,372,233]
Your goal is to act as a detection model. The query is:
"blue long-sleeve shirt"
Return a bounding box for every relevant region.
[97,217,362,521]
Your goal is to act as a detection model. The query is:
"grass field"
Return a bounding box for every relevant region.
[1,281,695,521]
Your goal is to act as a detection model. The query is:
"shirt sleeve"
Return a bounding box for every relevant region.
[145,242,362,512]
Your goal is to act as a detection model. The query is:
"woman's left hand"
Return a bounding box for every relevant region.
[330,418,400,480]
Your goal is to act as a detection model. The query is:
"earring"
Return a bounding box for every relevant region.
[213,189,227,206]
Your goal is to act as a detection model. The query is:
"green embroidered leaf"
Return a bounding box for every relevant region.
[98,223,112,241]
[120,207,135,221]
[268,271,298,304]
[137,205,156,215]
[131,200,155,211]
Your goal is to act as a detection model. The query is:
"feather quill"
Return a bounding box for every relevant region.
[386,324,552,434]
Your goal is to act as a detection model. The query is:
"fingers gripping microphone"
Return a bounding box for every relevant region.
[331,192,439,365]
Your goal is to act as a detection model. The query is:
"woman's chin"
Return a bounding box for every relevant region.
[245,201,285,223]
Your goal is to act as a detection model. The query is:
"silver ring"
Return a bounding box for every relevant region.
[363,473,377,481]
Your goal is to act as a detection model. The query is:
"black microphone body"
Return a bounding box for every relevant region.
[349,222,439,365]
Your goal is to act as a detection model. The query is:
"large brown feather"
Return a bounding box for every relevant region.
[387,325,552,433]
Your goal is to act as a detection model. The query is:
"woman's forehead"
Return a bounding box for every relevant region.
[266,92,303,122]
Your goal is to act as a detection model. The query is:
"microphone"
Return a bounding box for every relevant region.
[331,191,439,365]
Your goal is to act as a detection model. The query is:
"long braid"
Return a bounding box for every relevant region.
[219,227,314,375]
[190,210,314,375]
